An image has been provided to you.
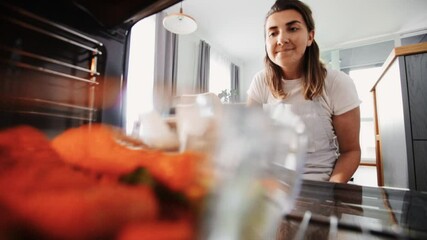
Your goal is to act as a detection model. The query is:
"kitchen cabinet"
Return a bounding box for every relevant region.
[371,42,427,191]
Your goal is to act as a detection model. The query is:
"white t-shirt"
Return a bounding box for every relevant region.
[247,68,361,181]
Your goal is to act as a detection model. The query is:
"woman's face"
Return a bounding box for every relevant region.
[265,9,314,73]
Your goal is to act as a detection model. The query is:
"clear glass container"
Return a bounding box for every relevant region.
[198,104,308,240]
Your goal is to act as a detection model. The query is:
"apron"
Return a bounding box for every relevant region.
[264,99,339,181]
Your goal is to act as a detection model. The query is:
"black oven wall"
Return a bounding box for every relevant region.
[0,0,179,138]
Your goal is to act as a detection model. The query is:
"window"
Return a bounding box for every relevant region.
[125,15,156,134]
[321,41,393,166]
[349,67,382,163]
[208,49,231,96]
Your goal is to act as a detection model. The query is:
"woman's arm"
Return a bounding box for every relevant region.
[329,107,361,183]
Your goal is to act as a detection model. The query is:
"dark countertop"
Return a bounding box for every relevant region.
[277,180,427,239]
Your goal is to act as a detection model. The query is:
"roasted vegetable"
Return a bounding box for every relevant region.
[0,124,210,240]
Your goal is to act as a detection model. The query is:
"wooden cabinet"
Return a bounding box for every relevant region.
[372,42,427,191]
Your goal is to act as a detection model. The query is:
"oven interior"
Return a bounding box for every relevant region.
[0,0,179,137]
[1,1,427,239]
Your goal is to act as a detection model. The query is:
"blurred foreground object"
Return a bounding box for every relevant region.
[51,123,208,197]
[0,126,158,240]
[0,124,208,240]
[175,92,222,153]
[132,110,180,151]
[0,104,307,240]
[200,105,308,240]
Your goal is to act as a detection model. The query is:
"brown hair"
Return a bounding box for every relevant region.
[264,0,326,100]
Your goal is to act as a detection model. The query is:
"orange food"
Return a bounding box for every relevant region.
[0,125,50,150]
[0,125,61,170]
[0,125,159,240]
[148,152,198,192]
[1,184,158,240]
[0,124,210,239]
[117,218,194,240]
[148,151,211,202]
[0,125,100,193]
[51,124,209,196]
[51,123,162,175]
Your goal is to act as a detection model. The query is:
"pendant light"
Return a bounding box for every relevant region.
[163,1,197,35]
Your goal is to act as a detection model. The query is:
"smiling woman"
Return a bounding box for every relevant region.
[124,0,427,187]
[247,0,361,184]
[264,10,315,80]
[162,0,427,188]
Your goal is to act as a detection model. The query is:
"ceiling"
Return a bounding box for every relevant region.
[163,0,427,64]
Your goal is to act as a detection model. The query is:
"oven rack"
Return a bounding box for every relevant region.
[0,45,100,78]
[0,96,97,122]
[283,210,427,240]
[0,2,103,48]
[0,57,99,85]
[0,2,104,123]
